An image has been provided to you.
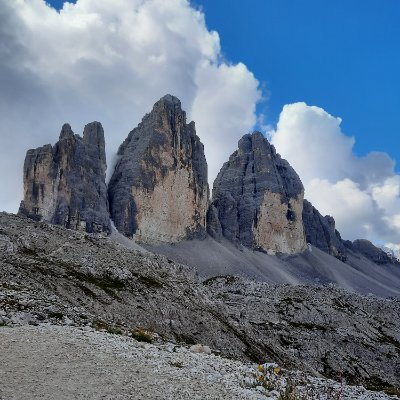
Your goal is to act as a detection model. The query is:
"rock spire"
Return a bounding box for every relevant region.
[207,132,306,254]
[18,122,110,233]
[108,95,209,243]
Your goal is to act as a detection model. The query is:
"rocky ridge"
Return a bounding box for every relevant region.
[18,122,110,234]
[108,95,209,243]
[302,199,347,261]
[345,239,400,265]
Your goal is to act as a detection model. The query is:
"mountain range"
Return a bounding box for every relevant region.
[2,94,400,397]
[17,94,400,297]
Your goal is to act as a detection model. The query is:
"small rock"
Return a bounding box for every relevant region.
[190,344,212,354]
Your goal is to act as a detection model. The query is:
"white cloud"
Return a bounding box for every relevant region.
[0,0,261,212]
[191,62,260,185]
[306,178,383,240]
[270,102,400,245]
[4,0,396,249]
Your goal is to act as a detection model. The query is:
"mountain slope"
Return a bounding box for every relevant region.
[146,236,400,298]
[1,212,399,393]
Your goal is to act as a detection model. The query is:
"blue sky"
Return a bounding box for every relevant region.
[194,0,400,164]
[47,0,400,164]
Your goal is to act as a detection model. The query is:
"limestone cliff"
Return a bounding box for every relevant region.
[207,132,306,254]
[108,95,209,243]
[302,199,347,261]
[18,122,110,233]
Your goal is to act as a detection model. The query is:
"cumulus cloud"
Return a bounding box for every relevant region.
[270,102,400,246]
[191,62,260,185]
[0,0,261,212]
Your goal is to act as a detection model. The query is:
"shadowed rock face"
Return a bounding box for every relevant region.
[346,239,399,265]
[18,122,110,234]
[108,94,209,243]
[302,199,347,261]
[207,132,306,254]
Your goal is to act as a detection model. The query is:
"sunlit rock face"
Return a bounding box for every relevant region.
[207,132,306,254]
[18,122,110,234]
[108,95,209,243]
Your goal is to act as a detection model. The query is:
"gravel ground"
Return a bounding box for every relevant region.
[0,325,269,400]
[0,325,397,400]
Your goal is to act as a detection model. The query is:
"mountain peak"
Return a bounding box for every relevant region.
[208,130,306,254]
[108,95,208,243]
[59,123,74,140]
[19,123,110,234]
[152,94,182,115]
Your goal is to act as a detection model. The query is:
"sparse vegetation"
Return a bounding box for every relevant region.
[132,328,154,343]
[93,320,123,335]
[137,275,163,289]
[278,381,304,400]
[48,311,64,320]
[170,361,184,368]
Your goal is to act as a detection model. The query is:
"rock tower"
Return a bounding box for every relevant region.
[18,122,110,233]
[108,95,209,243]
[207,132,306,254]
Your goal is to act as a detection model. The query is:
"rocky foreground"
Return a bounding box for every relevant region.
[1,212,400,398]
[0,325,396,400]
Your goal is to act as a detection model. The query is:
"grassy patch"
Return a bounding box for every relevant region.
[137,275,163,289]
[66,268,125,299]
[94,320,123,335]
[278,380,305,400]
[365,376,400,396]
[170,361,184,368]
[48,311,64,320]
[288,321,327,332]
[132,328,153,343]
[376,327,400,352]
[203,275,237,286]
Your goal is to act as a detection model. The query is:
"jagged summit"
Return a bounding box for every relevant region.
[16,95,398,265]
[157,93,181,105]
[18,122,110,234]
[108,95,209,243]
[117,94,189,156]
[59,123,74,140]
[207,131,306,254]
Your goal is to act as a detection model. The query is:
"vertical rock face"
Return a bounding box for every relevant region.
[208,132,306,254]
[302,199,347,261]
[108,95,209,243]
[18,122,110,234]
